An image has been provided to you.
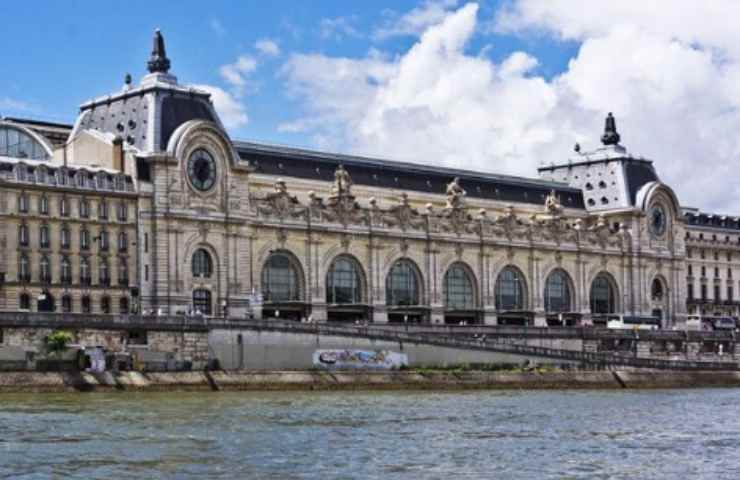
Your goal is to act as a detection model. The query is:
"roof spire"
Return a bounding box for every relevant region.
[147,28,171,74]
[601,112,621,146]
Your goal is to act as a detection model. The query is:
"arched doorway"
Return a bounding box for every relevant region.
[326,255,367,322]
[193,289,212,316]
[261,250,306,321]
[37,290,55,312]
[386,258,427,323]
[495,266,530,325]
[590,272,618,325]
[443,262,478,324]
[544,269,577,326]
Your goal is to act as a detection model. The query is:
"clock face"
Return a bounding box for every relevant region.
[649,204,667,237]
[187,149,217,192]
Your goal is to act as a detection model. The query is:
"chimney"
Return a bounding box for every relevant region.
[113,135,124,172]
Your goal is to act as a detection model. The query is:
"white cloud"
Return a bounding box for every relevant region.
[281,1,740,213]
[193,84,248,129]
[255,38,281,57]
[319,16,362,40]
[374,0,459,40]
[219,55,257,95]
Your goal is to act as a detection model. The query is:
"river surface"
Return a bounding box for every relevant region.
[1,389,740,479]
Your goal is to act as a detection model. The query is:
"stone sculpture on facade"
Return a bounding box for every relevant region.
[445,177,466,209]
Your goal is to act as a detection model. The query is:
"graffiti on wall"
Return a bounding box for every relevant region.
[312,349,408,370]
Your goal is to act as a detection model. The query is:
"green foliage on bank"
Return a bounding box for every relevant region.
[45,330,73,356]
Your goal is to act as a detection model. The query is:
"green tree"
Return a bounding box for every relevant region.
[46,330,73,356]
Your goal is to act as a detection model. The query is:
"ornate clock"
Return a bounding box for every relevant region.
[187,148,217,192]
[649,204,667,237]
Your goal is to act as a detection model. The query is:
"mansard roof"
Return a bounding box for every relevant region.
[235,141,585,209]
[685,210,740,231]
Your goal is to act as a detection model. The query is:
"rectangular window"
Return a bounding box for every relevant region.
[688,283,694,301]
[688,265,693,276]
[714,285,721,301]
[144,233,149,253]
[701,284,707,301]
[117,202,127,222]
[145,264,149,282]
[728,287,733,302]
[60,197,69,217]
[79,199,89,218]
[18,193,28,213]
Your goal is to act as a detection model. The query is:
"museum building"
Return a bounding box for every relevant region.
[1,31,738,326]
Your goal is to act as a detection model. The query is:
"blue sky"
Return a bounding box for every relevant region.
[2,1,740,212]
[0,0,575,144]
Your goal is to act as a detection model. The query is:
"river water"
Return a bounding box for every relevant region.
[1,389,740,479]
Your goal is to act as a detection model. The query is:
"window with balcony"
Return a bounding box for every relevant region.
[39,255,50,284]
[62,295,72,313]
[117,202,127,222]
[99,230,109,251]
[80,228,90,250]
[98,200,108,220]
[18,224,29,247]
[79,198,90,218]
[81,295,91,314]
[118,259,128,286]
[80,257,90,285]
[18,253,30,283]
[101,296,111,314]
[39,224,50,249]
[99,258,110,286]
[118,231,127,252]
[60,256,72,285]
[39,195,49,215]
[18,193,28,213]
[60,197,69,217]
[60,226,70,250]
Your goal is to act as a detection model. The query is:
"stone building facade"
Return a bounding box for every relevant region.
[0,31,734,327]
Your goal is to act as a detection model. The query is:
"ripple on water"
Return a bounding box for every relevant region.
[1,389,740,479]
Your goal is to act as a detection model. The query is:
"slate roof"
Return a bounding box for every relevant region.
[235,141,585,209]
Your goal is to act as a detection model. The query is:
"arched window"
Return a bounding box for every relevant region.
[651,278,664,301]
[119,297,129,314]
[62,295,72,313]
[101,296,111,314]
[590,273,617,314]
[544,270,572,313]
[39,255,50,283]
[326,256,363,304]
[261,252,302,302]
[0,125,50,160]
[19,293,30,310]
[61,256,72,284]
[444,263,475,310]
[386,259,421,306]
[495,267,526,311]
[193,289,212,315]
[192,248,213,278]
[18,253,30,282]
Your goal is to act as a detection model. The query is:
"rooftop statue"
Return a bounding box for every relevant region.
[445,177,466,209]
[331,164,353,197]
[544,189,563,216]
[147,29,171,74]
